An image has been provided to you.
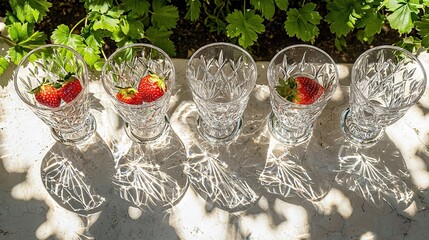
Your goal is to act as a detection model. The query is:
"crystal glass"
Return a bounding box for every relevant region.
[268,44,339,145]
[14,44,96,145]
[186,42,257,143]
[102,43,175,143]
[340,45,427,147]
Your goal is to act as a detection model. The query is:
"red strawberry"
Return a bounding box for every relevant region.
[31,81,61,108]
[137,74,166,102]
[116,87,143,105]
[275,76,324,105]
[58,75,83,103]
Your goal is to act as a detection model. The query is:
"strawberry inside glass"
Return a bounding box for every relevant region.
[275,76,324,105]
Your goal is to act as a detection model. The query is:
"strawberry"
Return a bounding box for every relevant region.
[137,74,166,102]
[116,87,143,105]
[275,76,324,105]
[57,73,83,103]
[31,80,61,108]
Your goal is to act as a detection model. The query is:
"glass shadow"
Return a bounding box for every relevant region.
[335,140,414,210]
[41,134,114,215]
[259,136,333,202]
[109,125,189,211]
[173,85,271,212]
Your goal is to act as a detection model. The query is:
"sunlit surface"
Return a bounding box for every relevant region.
[1,56,429,239]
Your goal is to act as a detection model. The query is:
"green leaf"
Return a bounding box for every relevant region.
[9,0,52,23]
[7,22,46,48]
[122,0,150,17]
[385,0,421,34]
[9,46,27,65]
[146,26,176,56]
[284,3,322,42]
[79,46,101,66]
[275,0,289,11]
[250,0,276,20]
[361,11,384,37]
[83,0,113,13]
[51,24,85,49]
[185,0,201,21]
[326,0,362,37]
[152,1,179,29]
[0,56,9,75]
[226,10,265,48]
[120,17,145,40]
[416,14,429,48]
[5,11,20,25]
[90,10,122,32]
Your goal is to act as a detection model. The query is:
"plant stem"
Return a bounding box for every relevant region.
[70,17,87,34]
[0,35,15,47]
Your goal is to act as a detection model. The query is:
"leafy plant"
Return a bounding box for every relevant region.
[0,0,178,78]
[1,0,429,81]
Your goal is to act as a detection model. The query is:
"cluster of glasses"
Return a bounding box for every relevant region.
[14,43,427,211]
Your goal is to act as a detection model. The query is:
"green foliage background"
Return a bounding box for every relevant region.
[0,0,428,79]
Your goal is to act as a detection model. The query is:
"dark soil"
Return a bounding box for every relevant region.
[0,0,404,63]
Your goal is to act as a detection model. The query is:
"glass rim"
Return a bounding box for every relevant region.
[101,43,175,106]
[351,45,428,111]
[267,44,339,107]
[185,42,257,102]
[13,44,90,111]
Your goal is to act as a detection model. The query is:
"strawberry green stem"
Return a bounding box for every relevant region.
[70,17,87,34]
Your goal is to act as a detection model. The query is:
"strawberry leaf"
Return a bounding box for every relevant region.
[7,22,46,64]
[226,10,265,48]
[0,56,9,76]
[146,26,176,56]
[152,1,179,29]
[361,11,384,38]
[274,0,289,11]
[185,0,201,21]
[89,9,123,32]
[385,0,421,34]
[51,24,85,49]
[83,0,113,13]
[415,14,429,48]
[250,0,276,20]
[284,3,322,43]
[122,0,150,17]
[120,16,145,40]
[9,0,52,23]
[326,0,362,37]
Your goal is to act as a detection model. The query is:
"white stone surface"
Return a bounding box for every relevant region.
[1,38,429,239]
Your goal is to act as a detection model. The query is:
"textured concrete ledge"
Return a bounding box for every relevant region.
[1,35,429,239]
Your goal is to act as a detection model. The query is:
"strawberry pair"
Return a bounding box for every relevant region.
[116,73,166,105]
[32,73,82,108]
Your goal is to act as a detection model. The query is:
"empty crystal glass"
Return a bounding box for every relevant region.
[14,44,96,145]
[340,45,427,147]
[102,43,175,143]
[186,42,257,143]
[267,44,339,145]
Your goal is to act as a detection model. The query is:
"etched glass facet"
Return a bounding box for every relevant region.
[341,46,427,146]
[102,44,175,143]
[186,43,257,143]
[14,44,96,145]
[267,45,339,145]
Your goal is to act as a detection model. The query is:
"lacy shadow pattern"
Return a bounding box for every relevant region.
[109,126,189,211]
[259,138,333,202]
[173,85,271,212]
[335,142,414,209]
[41,135,114,215]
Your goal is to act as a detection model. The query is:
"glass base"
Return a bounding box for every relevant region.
[268,112,312,145]
[125,116,169,144]
[51,113,97,145]
[340,108,384,147]
[196,116,242,143]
